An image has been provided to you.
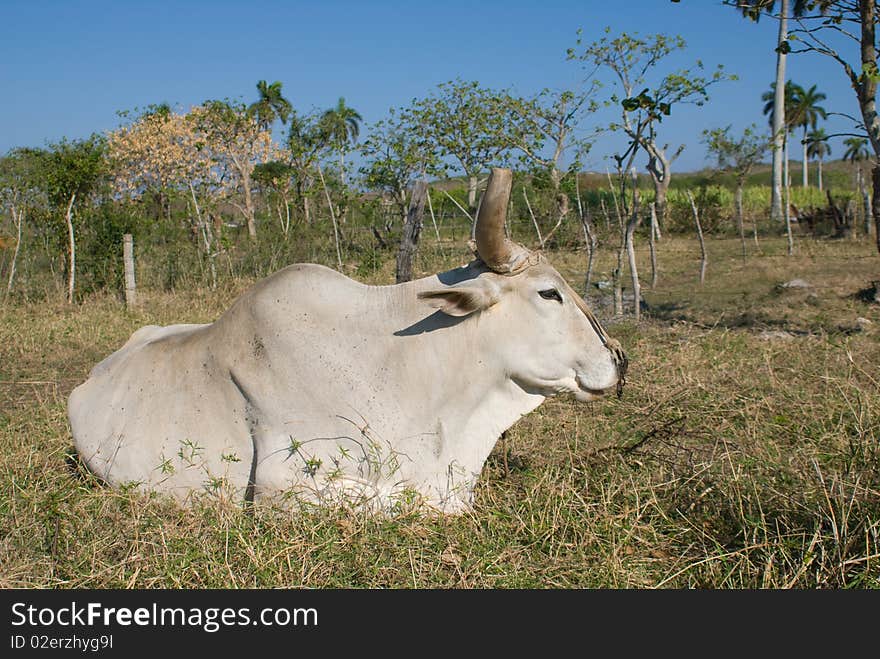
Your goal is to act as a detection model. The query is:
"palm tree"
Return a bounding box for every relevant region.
[249,80,293,133]
[320,97,362,188]
[762,80,800,188]
[806,128,831,190]
[843,136,870,163]
[792,84,827,187]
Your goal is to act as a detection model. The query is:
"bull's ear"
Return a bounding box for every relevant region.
[417,280,500,317]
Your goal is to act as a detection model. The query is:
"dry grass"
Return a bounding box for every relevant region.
[1,235,878,588]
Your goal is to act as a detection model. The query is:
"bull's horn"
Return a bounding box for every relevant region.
[474,168,529,272]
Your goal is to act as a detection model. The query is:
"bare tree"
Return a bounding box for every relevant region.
[571,29,734,230]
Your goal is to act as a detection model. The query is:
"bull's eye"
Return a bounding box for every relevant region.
[538,288,563,303]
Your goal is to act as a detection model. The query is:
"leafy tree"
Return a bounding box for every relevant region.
[252,159,295,236]
[284,110,331,224]
[189,100,272,240]
[248,80,293,133]
[843,136,871,162]
[359,106,440,227]
[106,105,206,221]
[570,29,734,228]
[412,79,516,209]
[806,127,831,190]
[0,148,45,295]
[42,136,106,303]
[319,97,362,188]
[499,86,599,222]
[703,124,768,255]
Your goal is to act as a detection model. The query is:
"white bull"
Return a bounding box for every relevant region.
[68,168,627,513]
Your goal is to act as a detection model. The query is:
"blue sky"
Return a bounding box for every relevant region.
[0,0,863,173]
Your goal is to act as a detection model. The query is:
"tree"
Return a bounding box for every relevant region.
[703,124,768,256]
[284,110,330,225]
[107,104,226,271]
[252,159,295,236]
[728,0,813,220]
[106,104,206,221]
[763,0,880,253]
[844,135,871,162]
[319,97,362,189]
[248,80,292,133]
[359,106,440,227]
[0,148,45,295]
[412,79,516,209]
[806,127,831,190]
[792,84,828,186]
[42,136,106,303]
[189,100,272,240]
[499,86,599,222]
[761,80,801,188]
[570,29,734,229]
[844,136,872,232]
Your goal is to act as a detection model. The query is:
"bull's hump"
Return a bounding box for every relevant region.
[254,263,362,301]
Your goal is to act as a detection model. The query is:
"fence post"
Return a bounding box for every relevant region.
[123,233,137,308]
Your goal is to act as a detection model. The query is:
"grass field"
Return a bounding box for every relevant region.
[1,233,878,588]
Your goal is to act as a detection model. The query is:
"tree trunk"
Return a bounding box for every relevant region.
[339,149,346,188]
[189,184,217,289]
[393,188,407,229]
[317,164,343,270]
[395,181,428,283]
[5,207,22,296]
[599,197,611,231]
[339,150,348,224]
[873,163,880,253]
[859,166,872,236]
[784,152,794,255]
[646,147,670,232]
[735,181,746,260]
[686,190,707,284]
[770,0,788,222]
[523,187,544,248]
[609,181,625,316]
[426,187,441,244]
[123,233,137,308]
[649,203,658,289]
[827,189,852,239]
[625,189,642,322]
[65,192,77,304]
[580,208,597,295]
[818,158,823,192]
[467,175,478,210]
[854,0,879,252]
[242,174,257,240]
[784,133,790,191]
[653,178,668,233]
[575,176,596,294]
[802,125,809,188]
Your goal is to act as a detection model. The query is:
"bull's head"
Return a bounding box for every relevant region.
[419,167,627,401]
